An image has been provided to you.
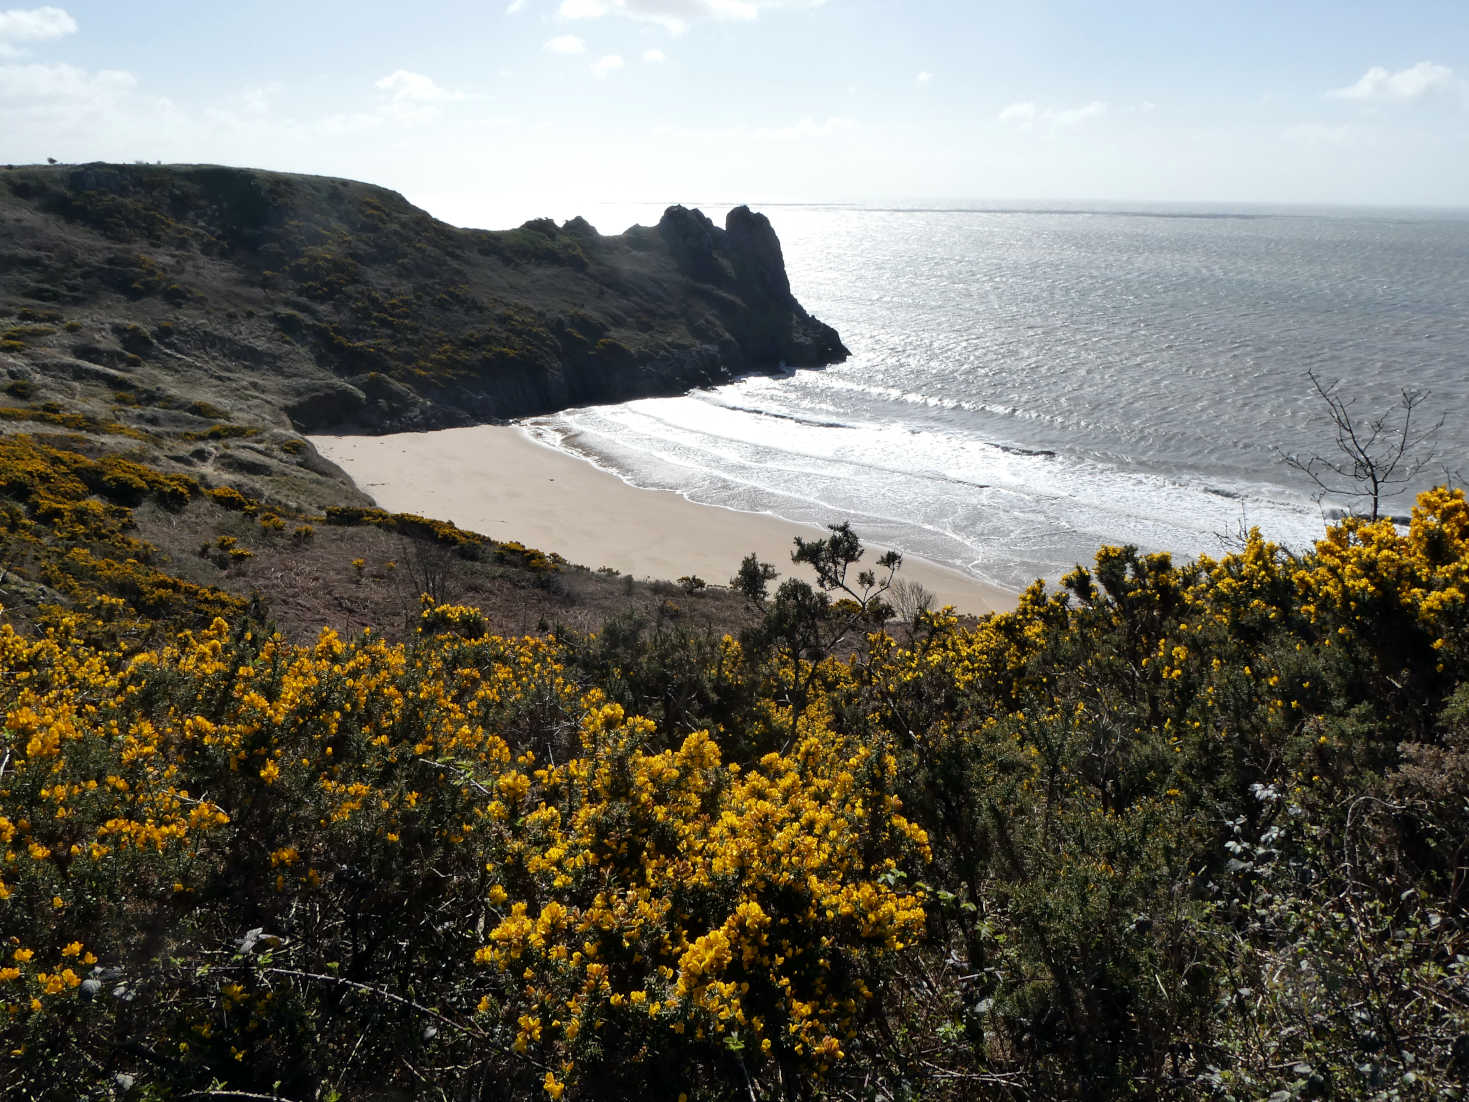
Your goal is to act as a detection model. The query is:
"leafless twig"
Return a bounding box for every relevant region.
[1278,370,1445,521]
[263,967,480,1039]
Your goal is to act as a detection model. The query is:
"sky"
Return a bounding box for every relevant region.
[1,1,1466,227]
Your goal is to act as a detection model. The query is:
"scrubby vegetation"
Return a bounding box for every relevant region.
[2,418,1466,1097]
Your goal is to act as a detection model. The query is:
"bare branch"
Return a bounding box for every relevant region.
[263,968,481,1040]
[1277,370,1445,521]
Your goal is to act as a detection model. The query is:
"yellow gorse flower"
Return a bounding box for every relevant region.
[3,485,1467,1092]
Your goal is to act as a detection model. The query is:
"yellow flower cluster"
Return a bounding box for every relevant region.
[469,696,928,1086]
[0,595,921,1090]
[1293,488,1469,640]
[6,463,1466,1095]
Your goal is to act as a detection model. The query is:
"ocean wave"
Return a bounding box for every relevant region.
[527,201,1466,588]
[522,392,1328,592]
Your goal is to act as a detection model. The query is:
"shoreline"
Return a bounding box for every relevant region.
[309,424,1018,616]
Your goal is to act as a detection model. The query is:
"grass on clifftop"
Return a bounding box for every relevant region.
[1,163,844,435]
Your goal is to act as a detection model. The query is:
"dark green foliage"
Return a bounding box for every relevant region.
[564,611,759,746]
[731,552,777,604]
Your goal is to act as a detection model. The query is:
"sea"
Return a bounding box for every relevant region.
[491,200,1469,594]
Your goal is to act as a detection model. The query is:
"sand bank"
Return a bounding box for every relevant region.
[309,425,1016,616]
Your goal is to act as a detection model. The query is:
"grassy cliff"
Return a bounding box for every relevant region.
[0,162,846,640]
[1,163,845,436]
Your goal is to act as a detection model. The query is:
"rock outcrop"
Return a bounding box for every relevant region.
[0,163,848,436]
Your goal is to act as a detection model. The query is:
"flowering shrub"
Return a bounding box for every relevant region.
[473,697,928,1095]
[0,434,244,634]
[832,490,1469,1097]
[0,610,926,1097]
[2,444,1468,1098]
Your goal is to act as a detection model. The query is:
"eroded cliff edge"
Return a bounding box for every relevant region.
[0,163,847,439]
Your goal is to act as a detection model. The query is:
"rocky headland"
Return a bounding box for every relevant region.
[0,162,844,496]
[0,162,850,636]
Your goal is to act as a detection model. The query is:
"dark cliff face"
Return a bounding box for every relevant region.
[657,204,847,369]
[0,163,847,435]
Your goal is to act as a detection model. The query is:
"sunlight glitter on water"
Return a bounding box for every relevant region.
[519,201,1469,589]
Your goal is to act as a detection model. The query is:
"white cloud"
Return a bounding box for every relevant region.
[557,0,828,35]
[996,100,1037,126]
[0,61,134,101]
[505,0,526,11]
[375,69,462,105]
[559,0,609,17]
[1284,122,1367,148]
[915,71,931,86]
[997,99,1107,129]
[230,83,281,117]
[544,34,587,54]
[642,47,666,63]
[592,53,624,77]
[752,114,854,140]
[1051,100,1107,126]
[373,69,468,123]
[0,5,75,56]
[0,59,150,162]
[1328,61,1463,104]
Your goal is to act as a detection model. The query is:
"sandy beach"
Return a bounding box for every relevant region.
[309,425,1016,616]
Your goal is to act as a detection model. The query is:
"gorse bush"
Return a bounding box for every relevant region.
[0,613,925,1098]
[1,450,1468,1097]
